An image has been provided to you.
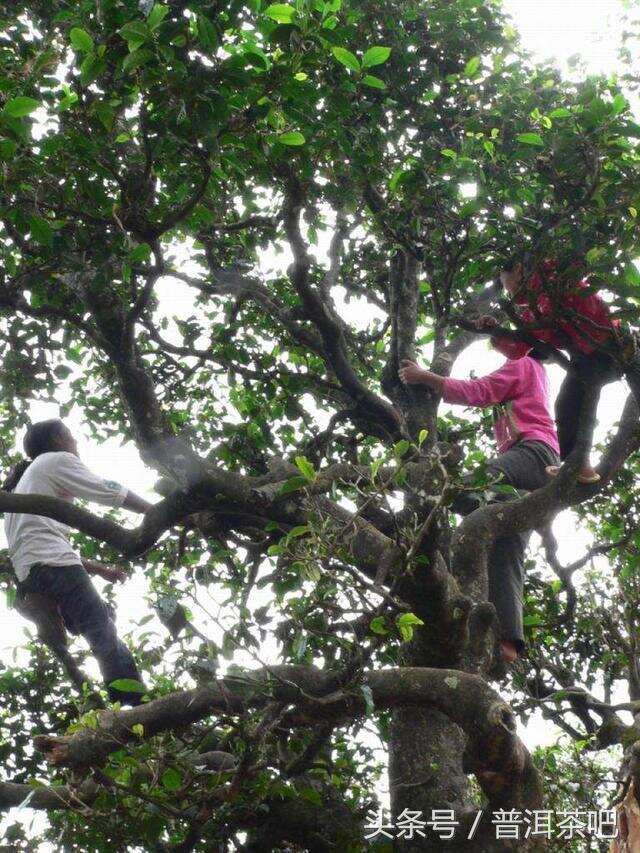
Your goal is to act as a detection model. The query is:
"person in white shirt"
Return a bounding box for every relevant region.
[3,419,153,705]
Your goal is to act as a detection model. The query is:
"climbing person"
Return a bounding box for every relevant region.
[399,340,560,664]
[475,258,621,484]
[3,419,153,705]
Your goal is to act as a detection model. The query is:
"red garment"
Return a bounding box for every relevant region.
[507,263,618,357]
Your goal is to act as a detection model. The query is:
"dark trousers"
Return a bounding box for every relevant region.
[556,352,619,460]
[453,440,560,652]
[18,563,144,705]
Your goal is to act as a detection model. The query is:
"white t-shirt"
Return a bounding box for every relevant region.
[5,452,128,581]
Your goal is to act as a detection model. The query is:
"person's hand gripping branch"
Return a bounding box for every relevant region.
[398,359,445,394]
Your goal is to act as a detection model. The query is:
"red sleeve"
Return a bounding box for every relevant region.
[569,291,616,330]
[519,304,557,346]
[441,359,523,408]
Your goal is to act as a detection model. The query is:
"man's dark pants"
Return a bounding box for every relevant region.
[18,563,143,704]
[453,440,560,652]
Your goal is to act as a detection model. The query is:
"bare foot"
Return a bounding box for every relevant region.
[500,640,518,664]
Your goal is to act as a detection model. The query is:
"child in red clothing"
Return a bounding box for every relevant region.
[477,259,621,484]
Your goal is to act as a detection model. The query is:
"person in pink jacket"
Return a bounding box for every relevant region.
[399,339,560,664]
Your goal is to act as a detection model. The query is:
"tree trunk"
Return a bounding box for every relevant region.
[390,706,475,851]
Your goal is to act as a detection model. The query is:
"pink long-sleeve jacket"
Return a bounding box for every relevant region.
[441,356,560,454]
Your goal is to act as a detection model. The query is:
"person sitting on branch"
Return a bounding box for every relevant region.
[475,258,621,484]
[399,339,560,664]
[3,419,153,706]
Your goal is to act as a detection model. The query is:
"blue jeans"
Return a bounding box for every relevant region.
[18,563,144,705]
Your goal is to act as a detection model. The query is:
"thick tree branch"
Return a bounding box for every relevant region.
[282,179,401,440]
[0,779,98,812]
[451,391,640,601]
[33,664,541,809]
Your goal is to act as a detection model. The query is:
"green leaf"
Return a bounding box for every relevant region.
[0,139,17,160]
[278,475,308,495]
[132,723,144,737]
[264,3,296,23]
[396,612,424,642]
[464,56,481,77]
[119,21,150,51]
[418,429,429,446]
[122,48,153,73]
[58,87,79,112]
[80,55,106,87]
[332,46,360,72]
[441,148,457,159]
[3,96,39,118]
[549,107,571,119]
[196,15,218,51]
[586,246,604,265]
[362,74,386,90]
[147,4,169,30]
[161,768,182,791]
[516,132,544,147]
[70,27,94,53]
[611,93,627,116]
[129,242,152,263]
[393,439,410,458]
[287,524,310,539]
[299,785,321,804]
[300,560,321,582]
[362,46,391,68]
[29,215,53,247]
[109,678,146,693]
[93,101,114,130]
[278,131,306,146]
[115,132,131,143]
[549,689,569,701]
[625,264,640,288]
[369,616,388,635]
[295,456,315,481]
[459,200,480,218]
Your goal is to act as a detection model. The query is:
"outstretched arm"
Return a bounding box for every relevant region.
[51,453,154,514]
[400,358,521,408]
[122,491,153,514]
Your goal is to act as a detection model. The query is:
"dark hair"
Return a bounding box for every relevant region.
[501,258,518,273]
[529,347,549,362]
[23,419,66,460]
[3,419,66,492]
